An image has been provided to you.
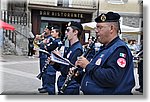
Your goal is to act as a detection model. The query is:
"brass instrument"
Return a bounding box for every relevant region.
[33,33,45,49]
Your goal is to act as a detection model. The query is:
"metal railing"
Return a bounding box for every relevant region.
[1,10,28,26]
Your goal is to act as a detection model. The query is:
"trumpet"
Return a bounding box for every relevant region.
[33,32,51,50]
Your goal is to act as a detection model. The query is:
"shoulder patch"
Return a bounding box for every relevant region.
[67,51,72,58]
[58,41,62,45]
[119,53,126,58]
[117,58,126,68]
[95,58,102,65]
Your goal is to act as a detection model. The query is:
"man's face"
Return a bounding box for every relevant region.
[51,29,58,38]
[65,27,75,41]
[88,38,92,44]
[95,23,111,44]
[44,28,51,35]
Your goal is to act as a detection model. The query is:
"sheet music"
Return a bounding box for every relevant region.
[37,48,74,66]
[50,52,71,66]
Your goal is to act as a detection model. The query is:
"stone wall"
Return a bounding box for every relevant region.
[2,25,29,55]
[122,16,142,41]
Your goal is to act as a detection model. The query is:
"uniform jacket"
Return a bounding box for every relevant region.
[81,37,135,95]
[39,35,54,59]
[57,41,83,89]
[46,38,63,75]
[46,38,62,53]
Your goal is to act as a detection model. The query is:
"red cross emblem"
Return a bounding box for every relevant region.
[117,58,126,68]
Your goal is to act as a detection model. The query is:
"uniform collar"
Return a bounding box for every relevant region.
[45,35,51,38]
[55,37,60,40]
[69,41,80,49]
[55,38,61,41]
[101,36,120,49]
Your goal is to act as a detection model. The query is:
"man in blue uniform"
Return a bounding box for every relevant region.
[75,12,135,95]
[53,21,83,95]
[44,26,63,95]
[34,25,54,93]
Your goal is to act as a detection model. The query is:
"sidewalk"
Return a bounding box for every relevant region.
[0,54,143,95]
[1,54,38,62]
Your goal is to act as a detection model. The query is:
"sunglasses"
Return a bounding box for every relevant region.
[66,28,70,32]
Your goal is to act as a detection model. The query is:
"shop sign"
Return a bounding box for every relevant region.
[40,10,84,18]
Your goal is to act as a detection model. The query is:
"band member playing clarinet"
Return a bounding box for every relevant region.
[52,21,83,95]
[44,25,63,95]
[75,12,135,95]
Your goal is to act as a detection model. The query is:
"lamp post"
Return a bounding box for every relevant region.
[97,0,100,16]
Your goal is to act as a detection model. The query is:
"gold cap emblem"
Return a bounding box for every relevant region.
[101,14,106,22]
[68,22,71,26]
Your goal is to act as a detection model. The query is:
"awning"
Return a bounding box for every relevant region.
[82,22,96,30]
[82,22,142,34]
[0,20,15,31]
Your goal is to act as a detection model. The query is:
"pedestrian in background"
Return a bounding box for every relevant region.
[135,42,143,93]
[83,37,96,61]
[28,38,34,58]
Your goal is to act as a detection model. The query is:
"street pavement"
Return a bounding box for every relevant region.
[0,55,142,95]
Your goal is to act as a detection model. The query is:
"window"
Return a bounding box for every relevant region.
[63,0,69,7]
[57,0,70,7]
[107,0,128,4]
[138,0,143,5]
[57,0,63,6]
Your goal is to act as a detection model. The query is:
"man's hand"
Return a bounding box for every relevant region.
[35,35,40,39]
[47,57,55,65]
[52,50,62,57]
[42,39,48,44]
[69,67,79,77]
[75,56,90,69]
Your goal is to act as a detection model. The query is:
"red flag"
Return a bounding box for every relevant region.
[0,20,15,31]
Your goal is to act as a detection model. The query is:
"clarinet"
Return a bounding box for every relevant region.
[59,39,97,94]
[36,59,50,80]
[37,37,67,80]
[62,36,67,44]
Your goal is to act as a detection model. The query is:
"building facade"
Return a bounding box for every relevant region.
[0,0,143,55]
[28,0,97,43]
[98,0,143,43]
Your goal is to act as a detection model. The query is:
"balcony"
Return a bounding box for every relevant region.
[28,0,56,6]
[107,0,128,4]
[28,0,97,11]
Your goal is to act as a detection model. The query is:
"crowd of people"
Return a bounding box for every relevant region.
[122,38,143,93]
[31,11,142,95]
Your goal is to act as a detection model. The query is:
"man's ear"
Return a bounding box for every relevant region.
[110,25,114,33]
[74,29,78,36]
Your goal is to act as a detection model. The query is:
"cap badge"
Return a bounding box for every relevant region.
[68,22,71,26]
[101,14,106,22]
